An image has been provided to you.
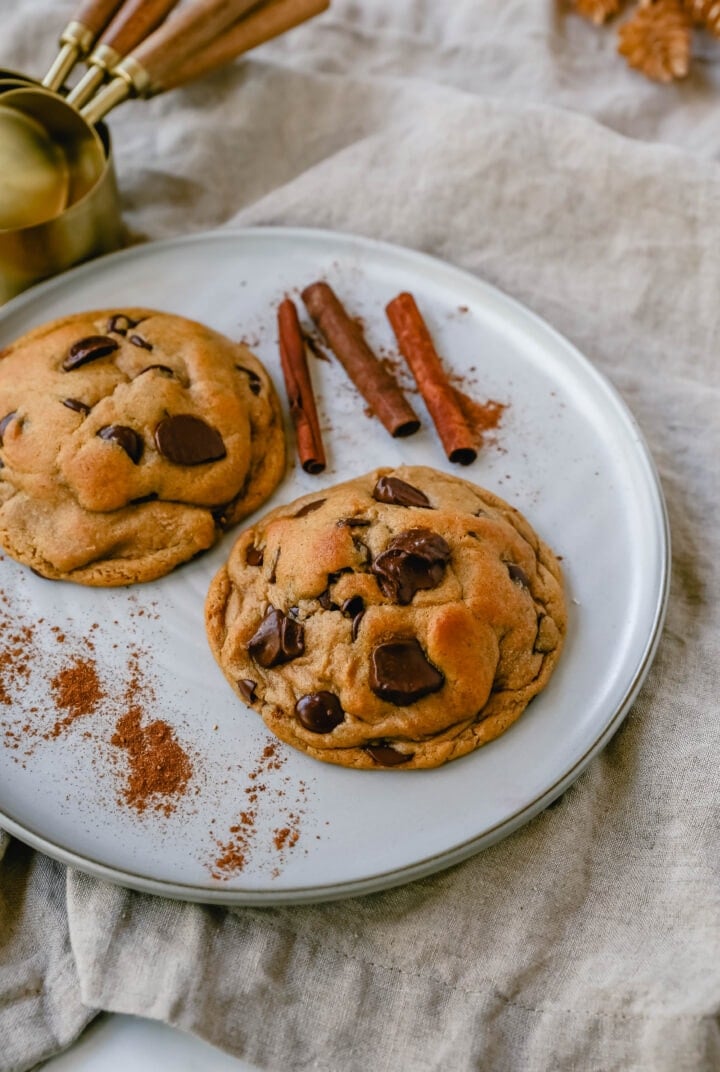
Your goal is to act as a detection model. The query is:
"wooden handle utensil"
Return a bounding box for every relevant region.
[68,0,184,107]
[82,0,329,122]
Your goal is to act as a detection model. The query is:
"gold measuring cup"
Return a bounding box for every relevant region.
[0,0,329,304]
[0,0,182,234]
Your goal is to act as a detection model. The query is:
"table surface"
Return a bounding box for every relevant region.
[45,1014,260,1070]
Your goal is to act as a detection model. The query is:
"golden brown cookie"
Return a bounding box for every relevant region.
[206,466,567,770]
[0,309,285,585]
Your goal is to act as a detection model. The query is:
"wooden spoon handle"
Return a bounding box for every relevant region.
[73,0,127,38]
[160,0,329,90]
[129,0,263,89]
[99,0,183,55]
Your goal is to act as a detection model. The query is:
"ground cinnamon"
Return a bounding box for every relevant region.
[111,703,192,816]
[47,656,104,738]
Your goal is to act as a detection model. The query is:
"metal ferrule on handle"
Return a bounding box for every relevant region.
[80,55,152,124]
[42,20,96,90]
[66,43,122,107]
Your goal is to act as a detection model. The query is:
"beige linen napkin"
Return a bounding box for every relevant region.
[2,3,720,1070]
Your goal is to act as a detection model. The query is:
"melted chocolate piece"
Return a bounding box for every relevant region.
[352,536,371,567]
[294,498,326,518]
[154,414,226,466]
[369,638,444,705]
[351,611,365,641]
[248,608,304,668]
[62,398,90,415]
[129,334,153,351]
[63,335,119,371]
[365,743,412,767]
[317,589,336,611]
[337,517,371,528]
[246,544,264,567]
[129,492,158,505]
[372,475,432,509]
[97,425,144,464]
[0,411,17,443]
[238,679,257,703]
[507,563,530,588]
[235,365,262,395]
[295,691,345,733]
[107,314,138,336]
[139,364,174,377]
[341,595,364,618]
[372,529,451,605]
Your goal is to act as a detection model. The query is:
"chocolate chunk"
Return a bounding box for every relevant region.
[129,334,153,351]
[294,498,326,518]
[106,314,138,335]
[295,691,345,733]
[341,595,364,618]
[154,414,226,466]
[372,475,432,509]
[508,563,530,588]
[317,589,336,611]
[62,398,90,415]
[337,517,371,528]
[365,744,412,767]
[63,335,119,371]
[238,679,257,703]
[0,411,17,444]
[351,611,365,641]
[372,529,451,605]
[352,536,371,567]
[97,425,144,464]
[369,638,444,705]
[139,364,174,377]
[248,608,304,668]
[130,492,158,505]
[235,365,262,395]
[246,544,264,567]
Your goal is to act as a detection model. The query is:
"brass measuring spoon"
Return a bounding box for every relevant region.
[67,0,183,109]
[0,0,329,232]
[83,0,330,119]
[0,0,130,230]
[43,0,126,91]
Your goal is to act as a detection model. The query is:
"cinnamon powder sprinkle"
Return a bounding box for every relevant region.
[47,657,104,738]
[453,387,506,444]
[111,704,192,816]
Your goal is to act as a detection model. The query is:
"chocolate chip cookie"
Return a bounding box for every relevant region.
[0,309,285,585]
[206,466,567,769]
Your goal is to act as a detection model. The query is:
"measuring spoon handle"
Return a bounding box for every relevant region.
[44,0,126,89]
[160,0,330,91]
[73,0,128,38]
[98,0,184,57]
[82,0,329,122]
[67,0,183,107]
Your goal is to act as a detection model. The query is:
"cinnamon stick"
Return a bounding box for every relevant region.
[386,292,477,465]
[302,282,420,439]
[277,298,326,474]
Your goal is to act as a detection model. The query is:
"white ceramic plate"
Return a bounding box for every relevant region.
[0,228,669,904]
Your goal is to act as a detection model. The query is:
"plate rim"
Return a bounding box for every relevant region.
[0,224,671,904]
